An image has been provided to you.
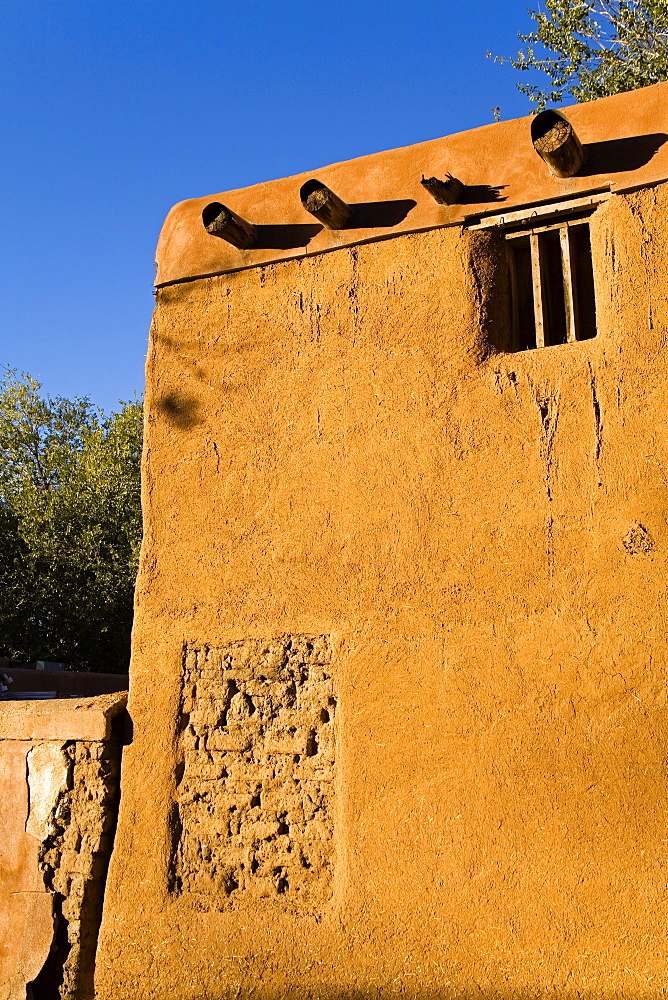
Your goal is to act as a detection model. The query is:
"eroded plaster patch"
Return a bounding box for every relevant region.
[175,636,336,909]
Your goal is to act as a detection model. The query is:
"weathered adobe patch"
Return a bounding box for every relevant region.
[31,737,123,1000]
[174,636,336,909]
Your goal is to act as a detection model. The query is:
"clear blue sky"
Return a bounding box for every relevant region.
[1,1,541,413]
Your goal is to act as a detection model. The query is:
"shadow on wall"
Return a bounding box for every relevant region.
[254,223,323,250]
[249,200,418,248]
[582,132,667,175]
[467,227,514,358]
[346,199,416,228]
[156,392,202,430]
[459,184,507,205]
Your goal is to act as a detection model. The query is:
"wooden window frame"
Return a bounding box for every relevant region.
[506,218,591,349]
[468,191,607,353]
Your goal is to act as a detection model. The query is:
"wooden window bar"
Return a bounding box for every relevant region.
[505,218,595,348]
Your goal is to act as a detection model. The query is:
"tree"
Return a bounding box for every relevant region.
[500,0,668,108]
[0,369,142,673]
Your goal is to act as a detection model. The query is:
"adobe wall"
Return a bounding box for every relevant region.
[0,695,126,1000]
[97,182,668,999]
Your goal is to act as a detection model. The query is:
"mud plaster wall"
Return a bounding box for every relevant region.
[98,183,668,1000]
[0,717,123,1000]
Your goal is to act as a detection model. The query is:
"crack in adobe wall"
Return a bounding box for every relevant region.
[587,361,603,485]
[174,636,336,910]
[534,388,560,572]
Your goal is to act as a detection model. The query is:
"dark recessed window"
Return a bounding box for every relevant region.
[505,219,597,352]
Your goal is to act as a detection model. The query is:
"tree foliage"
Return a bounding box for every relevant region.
[501,0,668,108]
[0,369,142,673]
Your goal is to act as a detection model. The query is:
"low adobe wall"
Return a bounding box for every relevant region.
[0,693,127,1000]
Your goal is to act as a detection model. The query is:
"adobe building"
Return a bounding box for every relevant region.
[96,83,668,999]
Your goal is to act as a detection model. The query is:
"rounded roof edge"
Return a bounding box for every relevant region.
[155,82,668,287]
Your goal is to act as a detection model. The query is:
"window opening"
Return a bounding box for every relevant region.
[506,218,597,352]
[466,192,607,354]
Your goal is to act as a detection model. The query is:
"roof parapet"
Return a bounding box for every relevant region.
[155,82,668,287]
